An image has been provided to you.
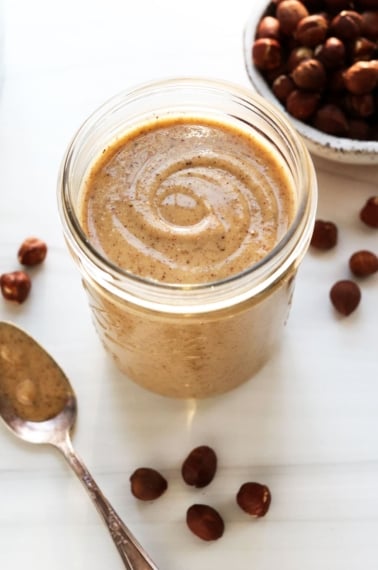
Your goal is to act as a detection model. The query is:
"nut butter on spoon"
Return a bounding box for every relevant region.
[0,321,158,570]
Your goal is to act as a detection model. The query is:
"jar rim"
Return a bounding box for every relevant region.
[58,77,317,313]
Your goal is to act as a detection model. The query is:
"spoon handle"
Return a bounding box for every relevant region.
[56,435,159,570]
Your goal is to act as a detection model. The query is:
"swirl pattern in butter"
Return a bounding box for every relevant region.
[81,117,295,284]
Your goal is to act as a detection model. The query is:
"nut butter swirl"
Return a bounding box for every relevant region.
[81,117,295,284]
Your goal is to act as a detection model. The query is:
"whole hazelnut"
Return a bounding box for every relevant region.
[252,38,282,70]
[345,93,375,117]
[286,89,320,119]
[292,58,326,89]
[348,119,370,139]
[313,104,349,136]
[361,11,378,40]
[181,445,217,488]
[256,16,281,39]
[186,504,225,541]
[295,14,329,47]
[272,74,296,101]
[276,0,309,35]
[236,482,272,517]
[331,10,363,40]
[343,61,378,94]
[349,250,378,276]
[310,219,338,249]
[328,68,347,92]
[360,196,378,227]
[351,37,377,62]
[0,271,31,303]
[329,280,361,316]
[129,467,168,501]
[287,46,313,72]
[17,237,47,266]
[315,37,346,69]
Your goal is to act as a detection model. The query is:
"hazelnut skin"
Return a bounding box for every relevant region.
[276,0,309,35]
[361,11,378,41]
[313,104,349,136]
[315,37,345,69]
[343,61,378,95]
[252,38,282,70]
[351,37,377,61]
[0,271,32,303]
[272,74,296,101]
[286,89,320,119]
[330,280,361,316]
[291,58,327,90]
[287,46,313,72]
[331,10,363,40]
[295,14,329,47]
[349,250,378,277]
[256,16,281,39]
[360,196,378,227]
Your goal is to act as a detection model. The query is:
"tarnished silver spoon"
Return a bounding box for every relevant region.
[0,321,158,570]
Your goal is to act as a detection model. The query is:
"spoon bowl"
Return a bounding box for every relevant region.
[0,321,158,570]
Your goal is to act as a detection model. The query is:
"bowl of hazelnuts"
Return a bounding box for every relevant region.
[243,0,378,164]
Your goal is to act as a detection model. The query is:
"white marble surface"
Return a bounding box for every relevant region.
[0,1,378,568]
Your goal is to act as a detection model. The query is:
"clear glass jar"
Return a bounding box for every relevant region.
[58,78,317,398]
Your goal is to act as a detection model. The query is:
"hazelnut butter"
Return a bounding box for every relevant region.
[58,79,317,398]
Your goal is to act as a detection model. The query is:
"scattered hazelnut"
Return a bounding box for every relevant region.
[276,0,309,34]
[310,219,338,249]
[0,271,31,303]
[331,10,363,40]
[186,504,225,541]
[349,250,378,276]
[329,280,361,315]
[343,61,378,95]
[286,89,320,119]
[313,104,349,136]
[291,58,326,90]
[252,38,282,70]
[236,482,272,517]
[181,445,217,488]
[129,467,168,501]
[256,16,281,39]
[360,196,378,227]
[17,237,47,266]
[295,14,329,47]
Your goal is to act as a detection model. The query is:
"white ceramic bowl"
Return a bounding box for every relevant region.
[243,8,378,165]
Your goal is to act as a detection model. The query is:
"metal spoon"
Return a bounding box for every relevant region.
[0,321,158,570]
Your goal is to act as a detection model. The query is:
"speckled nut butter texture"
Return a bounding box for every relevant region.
[80,116,296,284]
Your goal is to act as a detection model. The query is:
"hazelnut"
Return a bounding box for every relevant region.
[272,74,296,101]
[348,118,371,139]
[17,237,47,266]
[236,482,272,517]
[351,37,377,62]
[186,504,225,541]
[252,38,282,70]
[361,11,378,40]
[349,250,378,276]
[256,16,281,39]
[343,61,378,94]
[276,0,309,35]
[331,10,363,40]
[286,89,320,119]
[345,93,375,117]
[315,37,346,68]
[287,46,313,72]
[329,280,361,315]
[310,219,338,249]
[295,14,329,47]
[181,445,217,488]
[129,467,168,501]
[313,104,349,136]
[360,196,378,227]
[291,58,326,89]
[328,68,347,92]
[324,0,354,11]
[0,271,31,303]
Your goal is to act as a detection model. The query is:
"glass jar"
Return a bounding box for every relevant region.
[58,78,317,398]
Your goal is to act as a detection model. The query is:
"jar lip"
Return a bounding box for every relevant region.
[58,77,317,310]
